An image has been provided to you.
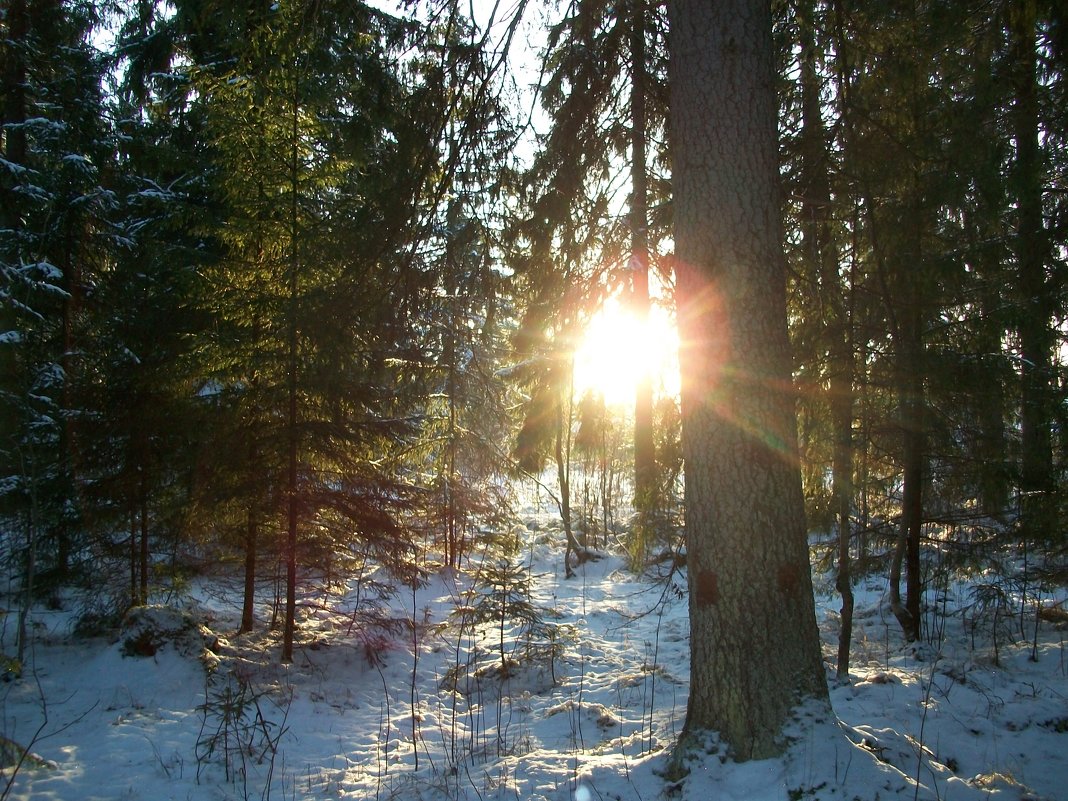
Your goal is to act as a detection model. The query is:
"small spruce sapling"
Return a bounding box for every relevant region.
[457,559,560,681]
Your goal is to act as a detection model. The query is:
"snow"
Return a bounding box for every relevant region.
[1,507,1065,801]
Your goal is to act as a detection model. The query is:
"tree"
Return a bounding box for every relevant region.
[628,0,658,545]
[1,0,114,608]
[403,7,520,570]
[192,0,521,659]
[515,0,673,561]
[668,0,827,760]
[1011,0,1056,540]
[420,195,514,569]
[779,0,856,677]
[195,1,435,660]
[80,5,214,608]
[828,0,1030,643]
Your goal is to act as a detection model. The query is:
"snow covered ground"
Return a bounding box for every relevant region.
[2,508,1066,801]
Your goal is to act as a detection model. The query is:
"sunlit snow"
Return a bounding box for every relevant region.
[1,493,1065,801]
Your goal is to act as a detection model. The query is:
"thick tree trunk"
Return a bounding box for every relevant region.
[669,0,828,761]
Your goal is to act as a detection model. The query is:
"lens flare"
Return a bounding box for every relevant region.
[572,298,679,407]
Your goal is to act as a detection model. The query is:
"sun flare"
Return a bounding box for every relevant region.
[572,298,679,408]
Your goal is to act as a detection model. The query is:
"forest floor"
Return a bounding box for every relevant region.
[1,502,1067,801]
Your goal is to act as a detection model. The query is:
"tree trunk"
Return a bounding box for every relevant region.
[58,228,80,580]
[282,74,301,665]
[668,0,828,761]
[0,0,28,490]
[900,306,924,641]
[139,472,149,605]
[833,377,855,675]
[887,523,911,637]
[1011,2,1053,538]
[555,395,585,577]
[1,0,28,176]
[861,111,927,644]
[129,511,137,607]
[283,309,298,664]
[630,0,656,541]
[17,454,39,666]
[868,206,924,644]
[241,507,258,634]
[975,261,1009,517]
[798,0,854,679]
[445,322,459,568]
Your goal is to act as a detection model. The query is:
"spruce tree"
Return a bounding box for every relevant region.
[1,0,114,609]
[669,0,827,759]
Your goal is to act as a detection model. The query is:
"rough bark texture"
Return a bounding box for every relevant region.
[669,0,828,761]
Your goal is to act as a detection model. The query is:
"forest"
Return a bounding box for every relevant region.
[1,0,1067,800]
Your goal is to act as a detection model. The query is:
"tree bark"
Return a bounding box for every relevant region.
[555,394,587,577]
[1011,2,1053,538]
[241,506,258,634]
[867,189,924,644]
[129,512,137,606]
[0,0,29,489]
[139,470,149,605]
[630,0,656,540]
[282,71,301,664]
[798,0,854,679]
[900,301,924,641]
[669,0,828,760]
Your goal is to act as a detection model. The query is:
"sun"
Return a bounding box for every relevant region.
[572,297,679,408]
